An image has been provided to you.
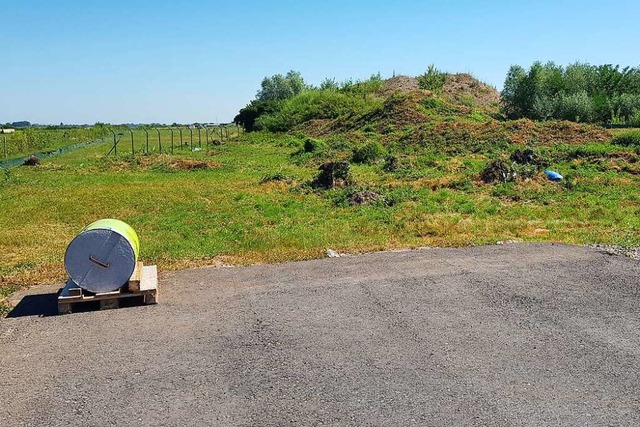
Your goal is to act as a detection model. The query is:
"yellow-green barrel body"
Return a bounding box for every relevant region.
[64,219,140,293]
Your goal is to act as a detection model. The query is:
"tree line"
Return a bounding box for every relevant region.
[502,62,640,125]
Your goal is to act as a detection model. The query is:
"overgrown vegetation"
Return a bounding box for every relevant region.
[502,61,640,125]
[234,72,385,133]
[612,130,640,146]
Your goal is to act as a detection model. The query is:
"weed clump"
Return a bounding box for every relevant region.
[303,137,326,153]
[383,155,400,172]
[312,161,353,189]
[260,172,291,184]
[352,141,385,164]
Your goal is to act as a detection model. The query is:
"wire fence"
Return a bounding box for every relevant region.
[104,124,242,158]
[0,124,244,162]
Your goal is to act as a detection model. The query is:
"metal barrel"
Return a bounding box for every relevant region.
[64,219,140,293]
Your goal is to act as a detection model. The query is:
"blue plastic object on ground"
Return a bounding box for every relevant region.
[545,170,563,182]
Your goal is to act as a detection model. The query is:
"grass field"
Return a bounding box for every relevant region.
[2,127,640,314]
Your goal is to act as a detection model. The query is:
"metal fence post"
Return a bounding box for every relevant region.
[188,127,193,152]
[197,127,201,148]
[178,127,183,151]
[144,128,149,154]
[170,127,175,154]
[3,136,6,158]
[154,128,162,153]
[106,129,118,157]
[204,125,209,147]
[128,128,135,157]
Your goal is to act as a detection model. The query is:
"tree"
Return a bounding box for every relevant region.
[234,99,281,132]
[501,65,528,119]
[256,70,307,102]
[319,78,339,91]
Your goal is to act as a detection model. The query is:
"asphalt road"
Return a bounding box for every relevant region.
[1,244,639,426]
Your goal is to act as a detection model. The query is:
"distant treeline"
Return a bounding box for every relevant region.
[502,62,640,125]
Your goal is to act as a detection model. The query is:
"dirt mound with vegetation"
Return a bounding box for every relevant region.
[303,73,608,147]
[396,119,610,149]
[381,73,500,112]
[443,73,501,110]
[380,76,419,95]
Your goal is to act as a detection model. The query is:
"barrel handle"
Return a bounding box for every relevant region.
[89,255,110,268]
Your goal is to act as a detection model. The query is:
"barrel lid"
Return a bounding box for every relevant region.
[64,228,136,293]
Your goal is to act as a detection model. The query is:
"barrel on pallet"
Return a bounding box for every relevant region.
[64,219,140,293]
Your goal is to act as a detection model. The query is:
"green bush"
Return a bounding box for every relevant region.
[417,65,446,92]
[352,141,385,164]
[303,137,326,153]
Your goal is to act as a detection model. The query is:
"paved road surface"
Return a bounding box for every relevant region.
[1,244,639,426]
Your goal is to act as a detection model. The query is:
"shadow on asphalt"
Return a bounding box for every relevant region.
[7,292,60,318]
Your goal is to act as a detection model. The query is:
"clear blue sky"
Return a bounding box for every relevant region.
[1,0,639,124]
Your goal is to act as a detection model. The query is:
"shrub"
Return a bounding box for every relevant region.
[303,137,326,153]
[311,161,353,189]
[383,155,400,172]
[352,141,385,164]
[362,123,376,133]
[417,65,446,92]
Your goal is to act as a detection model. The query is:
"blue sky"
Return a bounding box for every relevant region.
[1,0,639,124]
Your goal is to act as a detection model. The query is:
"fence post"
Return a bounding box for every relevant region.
[106,129,118,157]
[204,126,208,147]
[188,127,193,152]
[3,136,6,158]
[178,127,183,151]
[154,128,162,153]
[127,128,136,157]
[170,128,175,154]
[197,127,201,147]
[128,128,135,157]
[144,128,149,154]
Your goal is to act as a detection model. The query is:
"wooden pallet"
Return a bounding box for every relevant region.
[58,263,158,315]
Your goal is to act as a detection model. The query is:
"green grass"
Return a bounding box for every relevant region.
[2,128,640,313]
[0,127,110,160]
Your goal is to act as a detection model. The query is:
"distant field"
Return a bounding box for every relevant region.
[2,127,640,313]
